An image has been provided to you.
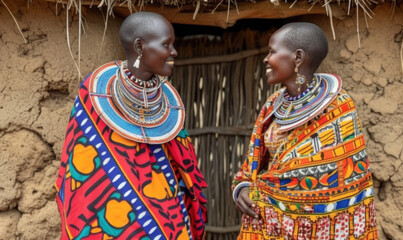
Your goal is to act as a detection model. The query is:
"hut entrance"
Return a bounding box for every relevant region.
[170,20,281,239]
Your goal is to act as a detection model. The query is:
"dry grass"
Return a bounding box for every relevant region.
[38,0,403,76]
[1,0,27,43]
[46,0,395,43]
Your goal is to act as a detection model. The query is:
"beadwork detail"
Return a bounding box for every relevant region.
[110,60,169,127]
[88,61,185,144]
[284,76,317,101]
[273,74,341,131]
[295,66,307,92]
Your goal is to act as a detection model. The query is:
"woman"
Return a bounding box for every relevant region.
[232,22,377,239]
[55,12,207,240]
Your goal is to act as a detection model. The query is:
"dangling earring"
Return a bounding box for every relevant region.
[133,53,142,68]
[295,65,306,92]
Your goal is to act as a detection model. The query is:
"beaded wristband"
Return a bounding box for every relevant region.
[232,182,251,202]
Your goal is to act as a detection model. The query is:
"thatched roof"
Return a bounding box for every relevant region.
[41,0,390,28]
[33,0,401,73]
[1,0,394,73]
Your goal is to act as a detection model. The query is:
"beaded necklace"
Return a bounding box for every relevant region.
[122,67,158,88]
[283,76,316,101]
[110,60,169,127]
[273,74,339,131]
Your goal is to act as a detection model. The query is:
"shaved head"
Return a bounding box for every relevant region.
[277,22,328,71]
[119,12,171,55]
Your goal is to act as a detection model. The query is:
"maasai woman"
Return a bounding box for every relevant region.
[232,22,377,239]
[55,12,207,240]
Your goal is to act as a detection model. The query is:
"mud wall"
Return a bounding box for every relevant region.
[0,0,402,239]
[315,5,403,239]
[0,1,124,239]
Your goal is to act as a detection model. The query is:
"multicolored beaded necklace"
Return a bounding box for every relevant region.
[110,60,169,127]
[283,77,316,101]
[273,74,339,131]
[262,79,318,159]
[122,65,158,88]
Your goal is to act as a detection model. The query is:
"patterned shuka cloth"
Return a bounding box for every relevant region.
[55,76,207,240]
[232,74,377,240]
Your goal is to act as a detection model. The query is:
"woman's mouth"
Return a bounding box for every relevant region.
[166,60,175,66]
[266,68,272,74]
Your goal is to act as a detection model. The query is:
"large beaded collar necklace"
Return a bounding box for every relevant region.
[270,74,341,132]
[88,61,185,144]
[110,60,169,127]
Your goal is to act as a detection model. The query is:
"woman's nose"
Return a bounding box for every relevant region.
[171,46,178,57]
[263,55,269,64]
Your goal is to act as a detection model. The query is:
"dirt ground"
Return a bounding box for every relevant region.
[0,0,402,239]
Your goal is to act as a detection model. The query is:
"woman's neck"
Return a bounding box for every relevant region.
[285,73,314,97]
[127,66,153,81]
[126,58,153,81]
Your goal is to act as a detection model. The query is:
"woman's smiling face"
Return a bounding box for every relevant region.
[138,20,177,79]
[263,29,296,86]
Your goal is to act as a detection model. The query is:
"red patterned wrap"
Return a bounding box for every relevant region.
[55,76,207,240]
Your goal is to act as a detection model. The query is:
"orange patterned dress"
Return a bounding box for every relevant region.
[232,74,377,240]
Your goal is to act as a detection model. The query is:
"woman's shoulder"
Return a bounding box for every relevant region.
[315,73,356,107]
[324,88,358,114]
[265,88,285,104]
[336,88,355,105]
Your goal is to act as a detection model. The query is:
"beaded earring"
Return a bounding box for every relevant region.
[133,53,142,68]
[295,65,307,92]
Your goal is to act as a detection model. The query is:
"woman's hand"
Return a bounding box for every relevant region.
[235,187,258,218]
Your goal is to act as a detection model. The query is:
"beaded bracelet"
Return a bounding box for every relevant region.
[232,182,251,202]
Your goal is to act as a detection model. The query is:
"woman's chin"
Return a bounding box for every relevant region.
[265,76,275,85]
[163,71,173,77]
[265,76,283,86]
[158,66,174,77]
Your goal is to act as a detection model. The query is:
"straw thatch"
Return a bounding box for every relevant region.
[41,0,388,29]
[41,0,389,17]
[27,0,399,84]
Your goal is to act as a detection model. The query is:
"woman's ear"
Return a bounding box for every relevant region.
[133,38,143,56]
[294,49,305,66]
